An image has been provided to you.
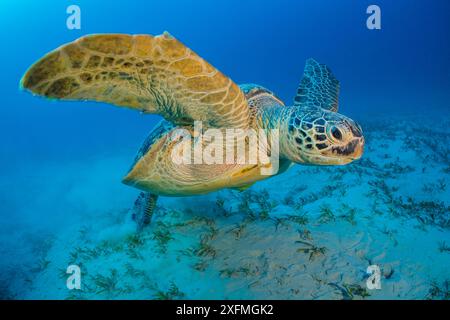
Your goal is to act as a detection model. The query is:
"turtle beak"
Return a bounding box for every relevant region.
[350,136,364,160]
[328,136,364,164]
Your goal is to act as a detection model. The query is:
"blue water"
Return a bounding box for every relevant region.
[0,0,449,299]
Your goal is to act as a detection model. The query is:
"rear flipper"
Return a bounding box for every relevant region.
[132,192,158,231]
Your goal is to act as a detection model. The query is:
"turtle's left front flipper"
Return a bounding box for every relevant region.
[132,192,158,231]
[21,33,250,129]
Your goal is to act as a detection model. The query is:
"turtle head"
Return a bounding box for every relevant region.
[282,107,364,165]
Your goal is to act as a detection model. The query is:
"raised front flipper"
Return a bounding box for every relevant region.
[21,33,250,129]
[294,58,340,112]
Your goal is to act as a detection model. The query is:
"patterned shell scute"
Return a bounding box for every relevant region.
[130,120,174,168]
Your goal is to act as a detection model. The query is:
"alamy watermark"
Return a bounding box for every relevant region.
[367,5,381,30]
[169,121,280,176]
[66,264,81,290]
[66,5,81,30]
[366,265,382,290]
[66,4,380,31]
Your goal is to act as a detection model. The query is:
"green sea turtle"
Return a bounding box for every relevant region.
[21,33,364,229]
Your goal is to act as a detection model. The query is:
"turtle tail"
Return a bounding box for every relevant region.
[132,192,158,231]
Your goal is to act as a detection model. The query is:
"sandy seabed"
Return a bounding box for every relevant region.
[0,116,449,300]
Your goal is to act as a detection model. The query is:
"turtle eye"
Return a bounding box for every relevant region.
[331,126,342,140]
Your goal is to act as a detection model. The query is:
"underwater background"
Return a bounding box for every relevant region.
[0,0,449,299]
